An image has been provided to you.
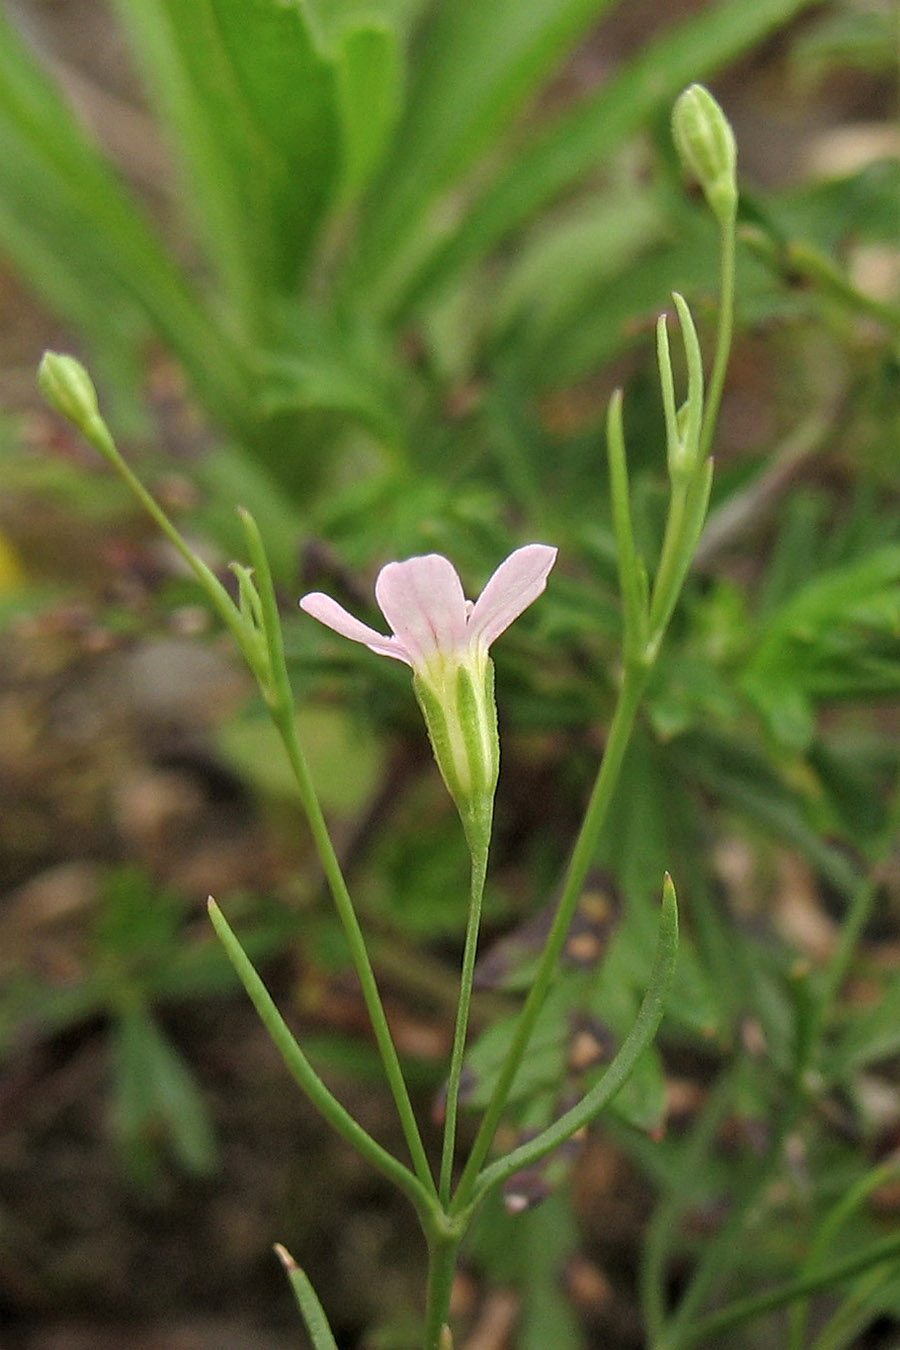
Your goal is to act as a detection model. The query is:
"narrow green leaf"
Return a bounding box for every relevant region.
[674,1232,900,1348]
[354,0,620,293]
[0,8,243,422]
[741,545,900,746]
[607,387,648,655]
[110,0,341,308]
[682,731,863,899]
[490,184,664,358]
[329,21,403,199]
[275,1245,340,1350]
[392,0,822,314]
[207,899,432,1213]
[112,1005,218,1181]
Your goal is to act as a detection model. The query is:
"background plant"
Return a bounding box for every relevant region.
[2,0,900,1347]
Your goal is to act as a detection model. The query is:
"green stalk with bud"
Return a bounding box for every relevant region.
[39,84,741,1350]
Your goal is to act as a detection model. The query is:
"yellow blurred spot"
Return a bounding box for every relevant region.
[0,529,24,591]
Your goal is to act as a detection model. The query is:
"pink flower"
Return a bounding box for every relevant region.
[300,545,556,851]
[299,544,557,680]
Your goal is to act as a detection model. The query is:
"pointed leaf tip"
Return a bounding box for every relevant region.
[274,1242,297,1272]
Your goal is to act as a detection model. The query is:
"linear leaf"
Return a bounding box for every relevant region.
[111,0,341,315]
[391,0,822,316]
[353,0,620,291]
[0,7,249,429]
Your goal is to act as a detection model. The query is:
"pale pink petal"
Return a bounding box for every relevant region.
[375,554,469,671]
[467,544,557,651]
[299,592,412,664]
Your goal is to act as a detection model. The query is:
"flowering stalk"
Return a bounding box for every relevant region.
[38,81,739,1350]
[672,83,738,462]
[451,90,738,1215]
[37,353,434,1199]
[33,343,687,1345]
[300,546,556,1216]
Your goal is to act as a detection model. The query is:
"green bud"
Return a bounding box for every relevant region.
[672,84,737,225]
[38,351,101,431]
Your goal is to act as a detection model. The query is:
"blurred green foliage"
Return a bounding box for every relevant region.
[2,0,900,1345]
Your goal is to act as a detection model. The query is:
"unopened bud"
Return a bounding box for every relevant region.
[672,84,737,225]
[38,351,100,431]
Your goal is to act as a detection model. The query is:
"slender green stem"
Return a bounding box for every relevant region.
[789,1155,900,1349]
[451,667,649,1212]
[784,241,900,337]
[663,1232,900,1349]
[646,480,690,641]
[808,1266,895,1350]
[440,844,490,1204]
[208,900,434,1219]
[240,513,435,1196]
[817,877,876,1024]
[87,419,248,653]
[70,439,435,1200]
[423,1230,463,1350]
[699,207,736,461]
[640,1061,740,1339]
[659,1066,809,1347]
[469,881,677,1212]
[607,389,648,655]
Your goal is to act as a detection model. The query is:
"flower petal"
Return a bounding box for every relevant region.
[375,554,469,671]
[299,592,412,664]
[467,544,557,651]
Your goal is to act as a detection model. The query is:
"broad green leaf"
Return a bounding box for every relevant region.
[110,0,342,313]
[0,8,241,423]
[299,0,404,197]
[354,0,621,297]
[461,985,580,1110]
[589,929,667,1135]
[0,175,143,390]
[218,705,383,814]
[611,1041,666,1136]
[468,1190,585,1350]
[391,0,823,316]
[519,1194,586,1350]
[333,24,402,197]
[489,176,664,361]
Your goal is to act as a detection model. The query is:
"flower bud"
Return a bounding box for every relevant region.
[672,84,737,225]
[38,351,101,432]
